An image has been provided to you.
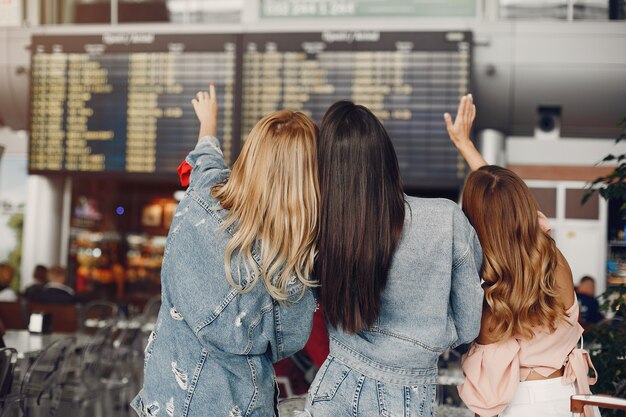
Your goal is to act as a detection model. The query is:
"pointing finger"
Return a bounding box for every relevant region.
[209,83,216,101]
[444,112,453,132]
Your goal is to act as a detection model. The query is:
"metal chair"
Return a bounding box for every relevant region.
[58,325,112,417]
[60,323,136,417]
[2,337,76,417]
[0,348,17,413]
[277,395,307,415]
[80,301,120,333]
[89,324,137,417]
[433,405,473,417]
[140,295,161,332]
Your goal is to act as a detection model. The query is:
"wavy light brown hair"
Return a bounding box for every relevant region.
[462,165,566,341]
[212,110,319,301]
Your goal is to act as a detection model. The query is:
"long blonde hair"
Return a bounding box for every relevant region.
[212,110,319,301]
[462,166,566,341]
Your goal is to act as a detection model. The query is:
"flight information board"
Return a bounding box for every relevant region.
[29,31,471,188]
[242,31,471,187]
[29,33,239,176]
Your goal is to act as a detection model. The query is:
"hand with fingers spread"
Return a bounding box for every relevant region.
[444,94,476,149]
[444,94,487,171]
[191,83,219,139]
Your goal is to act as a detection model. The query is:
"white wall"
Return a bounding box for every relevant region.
[0,128,28,285]
[0,128,69,289]
[21,175,67,289]
[0,0,22,27]
[526,180,609,295]
[507,136,626,166]
[506,137,616,296]
[0,127,27,154]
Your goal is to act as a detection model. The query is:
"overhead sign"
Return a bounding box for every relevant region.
[260,0,477,18]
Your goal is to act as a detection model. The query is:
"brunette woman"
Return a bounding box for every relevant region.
[447,95,598,417]
[302,101,484,416]
[132,85,320,417]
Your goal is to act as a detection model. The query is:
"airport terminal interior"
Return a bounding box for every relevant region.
[0,0,625,416]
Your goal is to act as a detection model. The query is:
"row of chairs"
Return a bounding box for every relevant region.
[0,298,161,334]
[0,298,161,417]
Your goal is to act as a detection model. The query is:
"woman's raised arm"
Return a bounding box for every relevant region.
[444,94,487,172]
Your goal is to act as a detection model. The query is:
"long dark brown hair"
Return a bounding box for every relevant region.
[462,165,565,341]
[316,101,405,333]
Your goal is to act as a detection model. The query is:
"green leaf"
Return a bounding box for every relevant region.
[599,188,609,199]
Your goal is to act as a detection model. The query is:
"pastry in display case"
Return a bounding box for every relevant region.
[70,230,122,299]
[141,198,178,232]
[126,234,166,295]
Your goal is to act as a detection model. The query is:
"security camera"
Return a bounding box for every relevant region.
[535,105,561,140]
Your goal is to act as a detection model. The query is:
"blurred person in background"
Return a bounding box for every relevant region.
[22,264,48,301]
[0,264,17,302]
[576,276,604,326]
[35,266,76,305]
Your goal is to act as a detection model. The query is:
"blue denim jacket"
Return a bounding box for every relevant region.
[131,136,316,417]
[304,197,483,416]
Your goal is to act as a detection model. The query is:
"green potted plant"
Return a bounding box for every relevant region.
[583,118,626,416]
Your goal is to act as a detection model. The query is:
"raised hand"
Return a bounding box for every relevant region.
[444,94,476,148]
[443,94,486,171]
[191,83,218,138]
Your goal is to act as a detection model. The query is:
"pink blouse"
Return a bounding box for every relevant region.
[458,298,598,417]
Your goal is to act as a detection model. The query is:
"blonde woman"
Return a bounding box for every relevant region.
[132,85,319,417]
[447,95,598,417]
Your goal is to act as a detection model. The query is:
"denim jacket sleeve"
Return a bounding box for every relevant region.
[450,207,484,348]
[183,135,229,189]
[271,288,316,362]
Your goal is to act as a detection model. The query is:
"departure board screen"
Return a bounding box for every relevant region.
[29,31,471,188]
[242,31,471,188]
[29,33,238,176]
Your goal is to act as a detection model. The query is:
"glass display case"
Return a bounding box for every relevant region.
[126,233,166,294]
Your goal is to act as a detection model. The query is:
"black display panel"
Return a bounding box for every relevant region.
[29,31,471,188]
[29,33,240,177]
[241,31,471,188]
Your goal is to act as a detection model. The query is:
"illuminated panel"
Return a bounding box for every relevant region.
[242,31,472,188]
[29,33,238,176]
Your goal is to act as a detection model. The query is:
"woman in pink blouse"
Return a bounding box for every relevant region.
[444,95,598,417]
